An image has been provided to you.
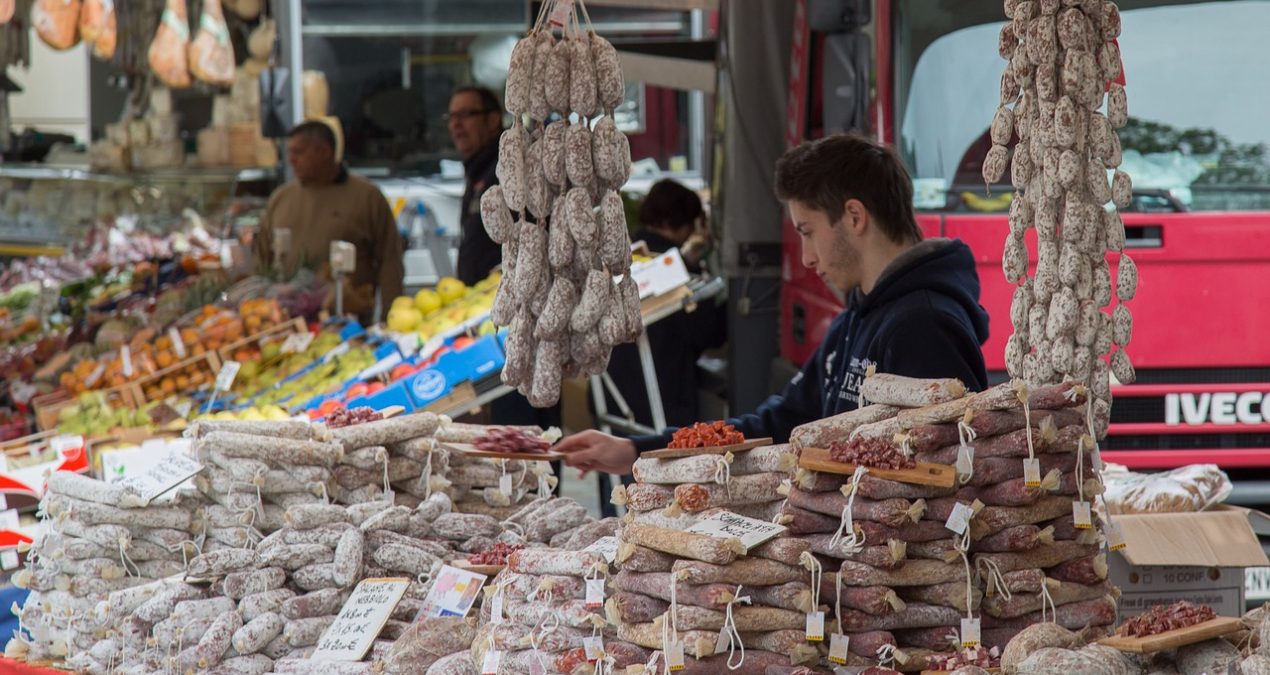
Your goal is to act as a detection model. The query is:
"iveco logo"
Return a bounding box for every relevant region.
[1165,393,1270,425]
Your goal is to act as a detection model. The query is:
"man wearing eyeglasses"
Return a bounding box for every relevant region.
[448,86,506,286]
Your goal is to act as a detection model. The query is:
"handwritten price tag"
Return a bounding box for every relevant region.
[310,578,410,661]
[281,331,315,355]
[215,361,241,392]
[686,511,787,551]
[118,453,203,505]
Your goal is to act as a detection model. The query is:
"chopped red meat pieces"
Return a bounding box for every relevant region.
[829,437,917,470]
[1121,601,1215,637]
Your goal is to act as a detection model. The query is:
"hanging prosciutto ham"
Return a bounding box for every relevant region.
[188,0,234,86]
[148,0,192,88]
[32,0,82,50]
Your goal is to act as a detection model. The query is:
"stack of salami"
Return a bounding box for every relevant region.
[786,373,1115,671]
[605,444,829,671]
[326,412,450,507]
[469,547,638,673]
[8,473,200,670]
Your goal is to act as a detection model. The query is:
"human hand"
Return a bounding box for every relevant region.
[555,430,638,477]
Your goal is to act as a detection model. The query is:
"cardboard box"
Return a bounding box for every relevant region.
[1110,506,1270,621]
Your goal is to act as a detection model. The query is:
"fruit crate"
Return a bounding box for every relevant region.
[32,385,138,432]
[127,351,224,406]
[216,317,308,365]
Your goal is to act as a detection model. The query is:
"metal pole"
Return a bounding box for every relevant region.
[687,8,706,172]
[636,332,668,431]
[287,0,305,126]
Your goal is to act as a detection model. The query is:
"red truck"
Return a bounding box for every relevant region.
[780,0,1270,501]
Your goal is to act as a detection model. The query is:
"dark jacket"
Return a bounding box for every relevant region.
[456,140,501,286]
[605,229,727,428]
[633,238,991,452]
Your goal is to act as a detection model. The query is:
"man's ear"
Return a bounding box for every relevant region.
[843,199,869,236]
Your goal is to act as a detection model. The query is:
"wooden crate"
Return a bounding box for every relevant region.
[129,352,223,406]
[32,384,137,432]
[216,317,307,364]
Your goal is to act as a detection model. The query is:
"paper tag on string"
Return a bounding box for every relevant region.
[537,473,551,497]
[956,444,973,476]
[1023,458,1041,487]
[1106,520,1127,551]
[499,474,513,498]
[121,346,134,378]
[528,655,547,675]
[585,579,605,609]
[1091,445,1104,473]
[480,649,501,675]
[490,591,504,624]
[666,640,685,671]
[961,617,981,648]
[1073,501,1093,529]
[945,502,974,536]
[805,611,825,642]
[169,328,187,359]
[548,0,574,26]
[829,633,849,664]
[583,636,604,662]
[714,629,729,655]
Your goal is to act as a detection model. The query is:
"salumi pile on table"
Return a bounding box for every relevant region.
[2,414,613,675]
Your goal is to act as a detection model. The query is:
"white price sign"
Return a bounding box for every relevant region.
[169,328,187,359]
[280,331,315,355]
[584,536,620,564]
[330,241,357,274]
[120,346,134,378]
[215,361,241,392]
[686,511,787,552]
[311,578,410,661]
[118,453,204,505]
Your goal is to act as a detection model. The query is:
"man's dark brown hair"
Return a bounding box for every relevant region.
[774,133,923,244]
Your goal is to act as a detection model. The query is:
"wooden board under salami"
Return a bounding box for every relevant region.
[798,447,957,488]
[641,437,774,460]
[1099,616,1242,654]
[440,442,564,461]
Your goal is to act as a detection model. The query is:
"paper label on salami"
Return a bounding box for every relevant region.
[120,346,134,378]
[582,635,604,662]
[1073,501,1093,529]
[714,629,730,655]
[829,633,849,664]
[169,328,187,359]
[955,444,974,477]
[1023,458,1041,487]
[584,537,619,564]
[686,511,787,551]
[538,473,552,498]
[1091,444,1104,473]
[480,649,501,675]
[528,653,547,675]
[490,589,504,624]
[1106,520,1127,551]
[499,474,513,498]
[585,579,605,609]
[805,611,825,642]
[666,640,685,671]
[961,617,981,648]
[312,577,410,661]
[945,502,974,536]
[215,361,241,392]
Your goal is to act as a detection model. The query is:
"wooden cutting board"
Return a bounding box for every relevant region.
[451,559,506,577]
[641,437,774,460]
[798,446,957,488]
[1099,616,1243,653]
[441,442,563,461]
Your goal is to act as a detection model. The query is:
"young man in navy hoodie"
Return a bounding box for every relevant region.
[557,133,991,476]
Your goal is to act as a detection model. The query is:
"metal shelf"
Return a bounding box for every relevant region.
[0,164,276,184]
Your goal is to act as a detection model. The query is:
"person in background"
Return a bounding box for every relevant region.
[559,133,991,476]
[449,86,506,286]
[605,180,726,429]
[256,120,403,324]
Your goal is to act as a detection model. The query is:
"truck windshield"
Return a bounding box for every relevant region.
[894,0,1270,213]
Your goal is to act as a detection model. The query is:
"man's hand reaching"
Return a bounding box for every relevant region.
[554,430,638,477]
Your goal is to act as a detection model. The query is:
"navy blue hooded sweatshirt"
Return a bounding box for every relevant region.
[633,238,991,452]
